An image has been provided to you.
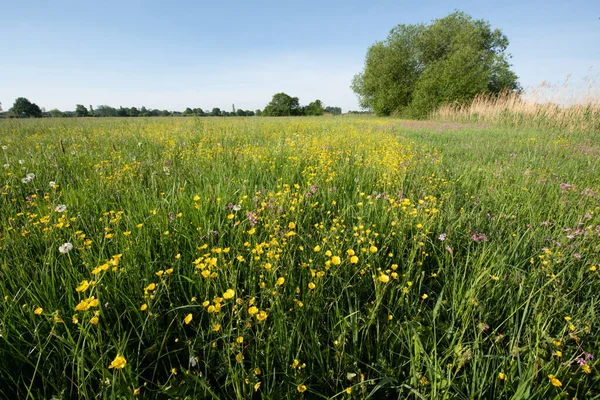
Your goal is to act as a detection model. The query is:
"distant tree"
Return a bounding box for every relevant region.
[140,106,149,116]
[75,104,89,117]
[183,107,194,116]
[193,108,205,116]
[304,99,324,116]
[263,93,301,116]
[255,109,262,116]
[210,108,221,116]
[89,105,94,117]
[129,107,140,117]
[352,11,520,117]
[117,107,129,117]
[11,97,42,118]
[49,109,65,118]
[324,106,342,115]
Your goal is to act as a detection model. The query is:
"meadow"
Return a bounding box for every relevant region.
[0,116,598,399]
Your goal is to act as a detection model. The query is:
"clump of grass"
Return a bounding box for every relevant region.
[432,77,600,133]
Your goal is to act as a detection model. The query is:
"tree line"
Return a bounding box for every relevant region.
[1,96,343,119]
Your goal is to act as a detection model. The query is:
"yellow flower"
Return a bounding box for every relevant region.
[297,384,307,393]
[350,256,359,264]
[223,289,235,299]
[313,245,321,252]
[75,280,90,292]
[582,364,591,374]
[123,231,131,236]
[369,245,378,253]
[254,381,261,391]
[109,354,127,369]
[90,316,99,325]
[346,387,352,394]
[184,313,193,325]
[288,222,295,229]
[378,274,390,283]
[213,323,221,332]
[548,374,562,387]
[133,387,141,395]
[248,306,259,316]
[331,256,341,265]
[257,310,268,321]
[144,283,156,291]
[498,372,507,380]
[236,336,244,344]
[421,294,428,300]
[34,307,43,315]
[308,282,316,290]
[564,316,572,321]
[291,359,299,368]
[193,195,200,201]
[140,304,148,311]
[276,277,285,285]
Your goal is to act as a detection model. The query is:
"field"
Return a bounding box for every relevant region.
[0,117,599,399]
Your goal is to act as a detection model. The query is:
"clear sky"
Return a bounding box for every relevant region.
[1,0,599,112]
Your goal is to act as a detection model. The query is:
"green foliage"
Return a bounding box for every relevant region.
[11,97,42,118]
[75,104,89,117]
[324,106,342,115]
[352,11,521,117]
[262,92,301,116]
[303,99,324,116]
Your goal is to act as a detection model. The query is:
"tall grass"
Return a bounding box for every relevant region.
[0,117,599,399]
[432,78,600,133]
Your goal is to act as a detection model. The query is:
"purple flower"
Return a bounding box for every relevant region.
[438,233,447,241]
[246,211,258,226]
[471,233,489,243]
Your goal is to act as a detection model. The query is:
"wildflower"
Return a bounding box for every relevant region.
[144,283,156,291]
[369,245,378,253]
[291,359,300,368]
[276,277,285,285]
[297,384,307,393]
[74,296,99,311]
[421,293,428,300]
[54,205,67,213]
[254,382,261,391]
[223,289,235,299]
[140,304,148,311]
[288,222,296,229]
[184,313,193,325]
[75,280,90,292]
[438,233,447,241]
[257,310,268,321]
[331,256,341,265]
[308,282,316,290]
[582,364,591,374]
[90,316,99,324]
[548,374,562,387]
[313,245,321,252]
[350,256,359,264]
[236,336,244,344]
[498,372,507,380]
[378,274,390,283]
[109,354,127,369]
[133,388,141,395]
[59,243,74,254]
[248,306,259,316]
[34,307,43,315]
[213,323,221,332]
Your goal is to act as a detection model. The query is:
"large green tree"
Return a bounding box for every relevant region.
[11,97,43,118]
[263,93,301,116]
[352,11,520,117]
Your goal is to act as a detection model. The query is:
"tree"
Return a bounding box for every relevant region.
[352,11,520,117]
[210,108,221,116]
[49,109,65,118]
[262,93,301,116]
[75,104,89,117]
[325,106,342,115]
[303,100,324,116]
[11,97,43,118]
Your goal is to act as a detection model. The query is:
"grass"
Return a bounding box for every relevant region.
[431,85,600,134]
[0,116,599,399]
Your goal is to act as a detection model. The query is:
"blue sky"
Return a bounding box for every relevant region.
[1,0,599,112]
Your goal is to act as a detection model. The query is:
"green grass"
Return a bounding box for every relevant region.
[0,117,599,399]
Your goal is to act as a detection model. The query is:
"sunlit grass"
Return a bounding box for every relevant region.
[0,117,599,399]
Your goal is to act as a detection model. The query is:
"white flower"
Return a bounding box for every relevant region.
[19,160,25,165]
[1,145,7,150]
[26,173,35,179]
[232,204,242,211]
[21,177,32,183]
[55,204,67,213]
[58,243,73,254]
[3,164,9,168]
[49,181,57,188]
